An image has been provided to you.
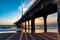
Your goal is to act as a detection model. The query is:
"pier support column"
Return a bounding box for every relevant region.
[58,11,60,40]
[58,23,60,35]
[43,15,47,33]
[28,20,30,33]
[19,23,21,27]
[16,23,21,28]
[31,18,35,33]
[21,23,23,29]
[58,12,60,35]
[25,21,27,33]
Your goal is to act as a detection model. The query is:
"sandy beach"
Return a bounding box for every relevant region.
[0,32,58,40]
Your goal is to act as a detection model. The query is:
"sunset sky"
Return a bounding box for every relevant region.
[0,0,57,25]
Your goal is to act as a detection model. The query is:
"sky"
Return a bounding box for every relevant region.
[0,0,57,25]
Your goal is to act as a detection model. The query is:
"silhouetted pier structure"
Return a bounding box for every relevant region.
[15,0,57,33]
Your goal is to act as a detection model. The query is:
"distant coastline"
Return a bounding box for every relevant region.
[0,25,16,26]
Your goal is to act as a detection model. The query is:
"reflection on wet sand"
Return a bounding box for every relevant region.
[22,29,58,33]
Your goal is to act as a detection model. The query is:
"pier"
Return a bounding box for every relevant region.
[0,0,59,40]
[15,0,57,33]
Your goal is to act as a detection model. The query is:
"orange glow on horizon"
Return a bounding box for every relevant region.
[0,13,57,25]
[21,16,57,27]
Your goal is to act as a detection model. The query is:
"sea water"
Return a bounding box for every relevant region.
[23,26,58,33]
[0,26,58,33]
[0,26,17,33]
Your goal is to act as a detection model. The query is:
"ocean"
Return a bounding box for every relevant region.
[0,26,17,33]
[0,26,58,33]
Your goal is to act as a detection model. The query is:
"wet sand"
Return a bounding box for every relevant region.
[0,32,58,40]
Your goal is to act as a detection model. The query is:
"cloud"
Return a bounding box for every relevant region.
[0,0,37,25]
[18,0,36,15]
